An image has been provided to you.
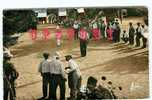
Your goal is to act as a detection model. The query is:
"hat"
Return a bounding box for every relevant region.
[65,55,72,59]
[3,53,11,60]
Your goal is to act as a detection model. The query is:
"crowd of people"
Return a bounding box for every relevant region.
[29,17,148,57]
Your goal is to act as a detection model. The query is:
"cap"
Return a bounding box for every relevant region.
[65,55,72,59]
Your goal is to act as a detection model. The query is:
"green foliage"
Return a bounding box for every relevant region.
[3,10,37,35]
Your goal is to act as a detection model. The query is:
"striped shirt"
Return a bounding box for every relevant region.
[49,59,65,78]
[38,59,50,73]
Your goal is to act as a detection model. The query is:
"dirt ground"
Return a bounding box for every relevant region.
[9,17,149,99]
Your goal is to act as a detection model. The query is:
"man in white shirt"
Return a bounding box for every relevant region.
[65,55,81,99]
[141,25,148,48]
[38,53,51,100]
[49,52,66,100]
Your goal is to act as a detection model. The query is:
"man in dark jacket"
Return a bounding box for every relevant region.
[3,54,19,100]
[135,22,142,47]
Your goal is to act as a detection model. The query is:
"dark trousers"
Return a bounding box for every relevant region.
[4,80,16,100]
[142,36,147,48]
[42,73,50,98]
[136,34,141,47]
[68,71,82,99]
[80,39,87,57]
[100,29,105,39]
[129,35,134,45]
[112,30,117,42]
[117,32,120,42]
[74,29,79,40]
[122,37,128,43]
[50,74,65,100]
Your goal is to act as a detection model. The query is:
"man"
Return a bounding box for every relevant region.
[141,25,148,48]
[79,26,89,57]
[3,53,19,100]
[115,22,121,42]
[49,52,66,100]
[65,55,81,100]
[38,53,51,100]
[121,30,129,43]
[135,22,142,47]
[100,20,106,39]
[128,22,135,45]
[112,22,117,42]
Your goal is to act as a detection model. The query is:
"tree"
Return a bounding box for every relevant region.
[3,10,37,35]
[3,10,37,45]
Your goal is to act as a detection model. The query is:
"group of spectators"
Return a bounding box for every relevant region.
[72,17,148,48]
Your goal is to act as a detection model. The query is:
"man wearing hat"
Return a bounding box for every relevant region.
[3,53,19,100]
[38,53,51,100]
[65,55,81,100]
[49,52,66,100]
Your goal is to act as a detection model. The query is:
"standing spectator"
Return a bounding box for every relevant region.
[65,55,82,100]
[38,53,51,100]
[100,20,106,39]
[135,22,142,47]
[128,22,135,45]
[3,54,19,100]
[112,22,117,42]
[106,24,113,41]
[73,20,79,40]
[121,30,129,43]
[49,52,66,100]
[141,25,148,48]
[56,25,62,47]
[79,26,89,57]
[88,19,93,39]
[115,22,121,42]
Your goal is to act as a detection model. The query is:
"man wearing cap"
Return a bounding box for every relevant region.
[38,53,51,100]
[65,55,81,100]
[49,52,66,100]
[3,54,19,100]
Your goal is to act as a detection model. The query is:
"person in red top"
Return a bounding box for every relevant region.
[79,26,89,57]
[29,29,37,40]
[67,27,74,41]
[42,28,50,40]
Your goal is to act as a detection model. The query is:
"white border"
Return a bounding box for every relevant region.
[0,0,152,99]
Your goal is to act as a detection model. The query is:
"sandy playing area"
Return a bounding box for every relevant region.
[9,17,149,99]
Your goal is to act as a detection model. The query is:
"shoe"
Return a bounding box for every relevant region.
[135,45,139,47]
[37,97,46,100]
[141,46,146,49]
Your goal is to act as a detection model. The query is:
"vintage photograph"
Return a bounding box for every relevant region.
[3,7,149,100]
